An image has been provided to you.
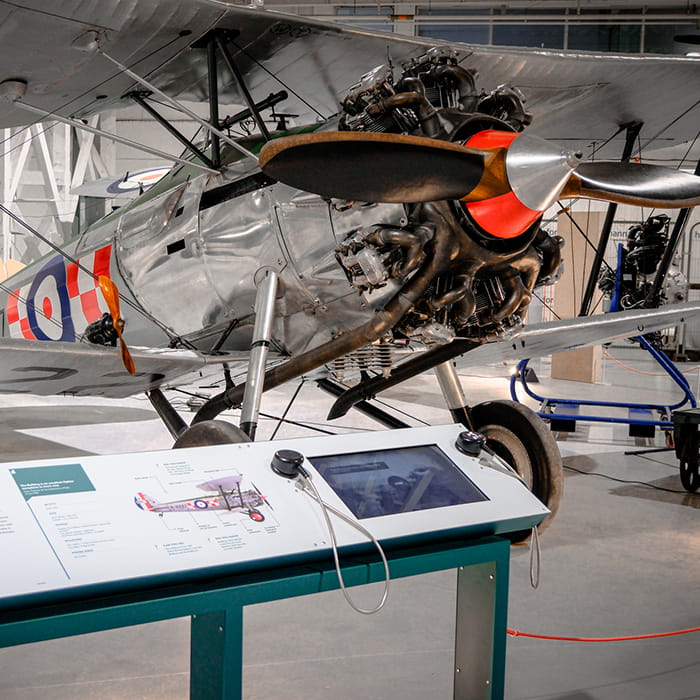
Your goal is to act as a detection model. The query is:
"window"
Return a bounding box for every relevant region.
[568,24,641,53]
[336,6,393,31]
[417,8,490,44]
[645,24,699,55]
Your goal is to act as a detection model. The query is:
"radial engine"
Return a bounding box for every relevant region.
[334,47,564,344]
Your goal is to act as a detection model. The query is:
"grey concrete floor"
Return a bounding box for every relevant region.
[0,346,698,700]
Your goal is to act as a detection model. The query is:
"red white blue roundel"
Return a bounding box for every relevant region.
[6,245,112,341]
[106,167,170,194]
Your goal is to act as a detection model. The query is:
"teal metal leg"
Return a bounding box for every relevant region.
[190,609,244,700]
[453,541,510,700]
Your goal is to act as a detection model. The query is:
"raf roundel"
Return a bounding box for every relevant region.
[6,245,112,342]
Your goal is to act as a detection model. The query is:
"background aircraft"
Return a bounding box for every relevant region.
[0,1,699,530]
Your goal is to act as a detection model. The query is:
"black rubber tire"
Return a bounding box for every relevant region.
[677,434,700,493]
[173,420,251,448]
[470,399,563,541]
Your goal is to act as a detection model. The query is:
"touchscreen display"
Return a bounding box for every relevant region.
[308,444,488,519]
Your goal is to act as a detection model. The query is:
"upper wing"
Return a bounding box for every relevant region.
[0,338,250,398]
[459,302,700,368]
[0,0,224,126]
[1,3,697,159]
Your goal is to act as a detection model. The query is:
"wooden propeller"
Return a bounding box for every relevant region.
[259,131,498,203]
[98,276,136,375]
[260,131,700,210]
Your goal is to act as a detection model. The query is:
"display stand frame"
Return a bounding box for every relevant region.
[0,536,510,700]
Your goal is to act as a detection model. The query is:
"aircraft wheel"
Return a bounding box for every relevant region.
[676,431,700,493]
[470,399,563,542]
[680,460,700,493]
[249,510,265,522]
[173,420,251,448]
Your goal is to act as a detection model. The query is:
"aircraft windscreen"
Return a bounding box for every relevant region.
[308,444,488,519]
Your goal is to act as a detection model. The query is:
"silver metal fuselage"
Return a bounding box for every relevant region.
[1,139,404,360]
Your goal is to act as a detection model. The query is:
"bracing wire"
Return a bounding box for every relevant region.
[271,378,306,440]
[0,202,188,344]
[0,32,191,153]
[232,41,329,121]
[637,97,700,158]
[532,290,561,321]
[557,202,615,275]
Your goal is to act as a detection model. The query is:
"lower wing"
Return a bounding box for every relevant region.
[461,301,700,367]
[0,340,250,398]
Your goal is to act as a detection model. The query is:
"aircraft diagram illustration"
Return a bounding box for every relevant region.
[0,1,699,531]
[134,474,269,522]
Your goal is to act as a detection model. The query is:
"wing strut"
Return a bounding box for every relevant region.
[11,98,218,175]
[578,121,642,317]
[239,268,279,440]
[645,156,700,308]
[207,35,222,168]
[128,91,216,169]
[214,31,271,142]
[97,48,258,163]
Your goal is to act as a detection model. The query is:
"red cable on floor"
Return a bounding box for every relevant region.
[507,627,700,642]
[602,349,700,376]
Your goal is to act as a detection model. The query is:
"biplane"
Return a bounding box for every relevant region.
[0,1,700,532]
[134,474,268,521]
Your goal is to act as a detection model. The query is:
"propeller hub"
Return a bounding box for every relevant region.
[505,133,582,212]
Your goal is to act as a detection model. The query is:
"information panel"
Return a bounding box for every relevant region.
[0,444,327,604]
[0,424,548,606]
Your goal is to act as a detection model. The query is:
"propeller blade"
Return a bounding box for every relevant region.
[259,131,498,203]
[98,275,136,375]
[674,34,700,45]
[98,275,121,318]
[119,339,136,376]
[562,162,700,208]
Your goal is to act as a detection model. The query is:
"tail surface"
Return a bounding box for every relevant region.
[134,492,159,511]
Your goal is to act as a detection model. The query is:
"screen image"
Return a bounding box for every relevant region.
[308,444,489,519]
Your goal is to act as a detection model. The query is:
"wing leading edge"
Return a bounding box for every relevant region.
[0,3,697,159]
[0,339,249,398]
[460,302,700,368]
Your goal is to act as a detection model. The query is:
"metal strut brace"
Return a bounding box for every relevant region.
[222,91,288,131]
[14,101,218,174]
[97,48,258,163]
[240,269,279,440]
[326,339,479,421]
[128,92,215,169]
[147,388,188,439]
[207,35,222,168]
[215,33,271,141]
[579,121,643,317]
[644,156,700,307]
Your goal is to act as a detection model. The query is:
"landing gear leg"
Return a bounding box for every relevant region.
[433,364,563,538]
[434,361,473,429]
[239,268,279,440]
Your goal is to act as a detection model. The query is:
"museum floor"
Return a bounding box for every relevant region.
[0,344,698,700]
